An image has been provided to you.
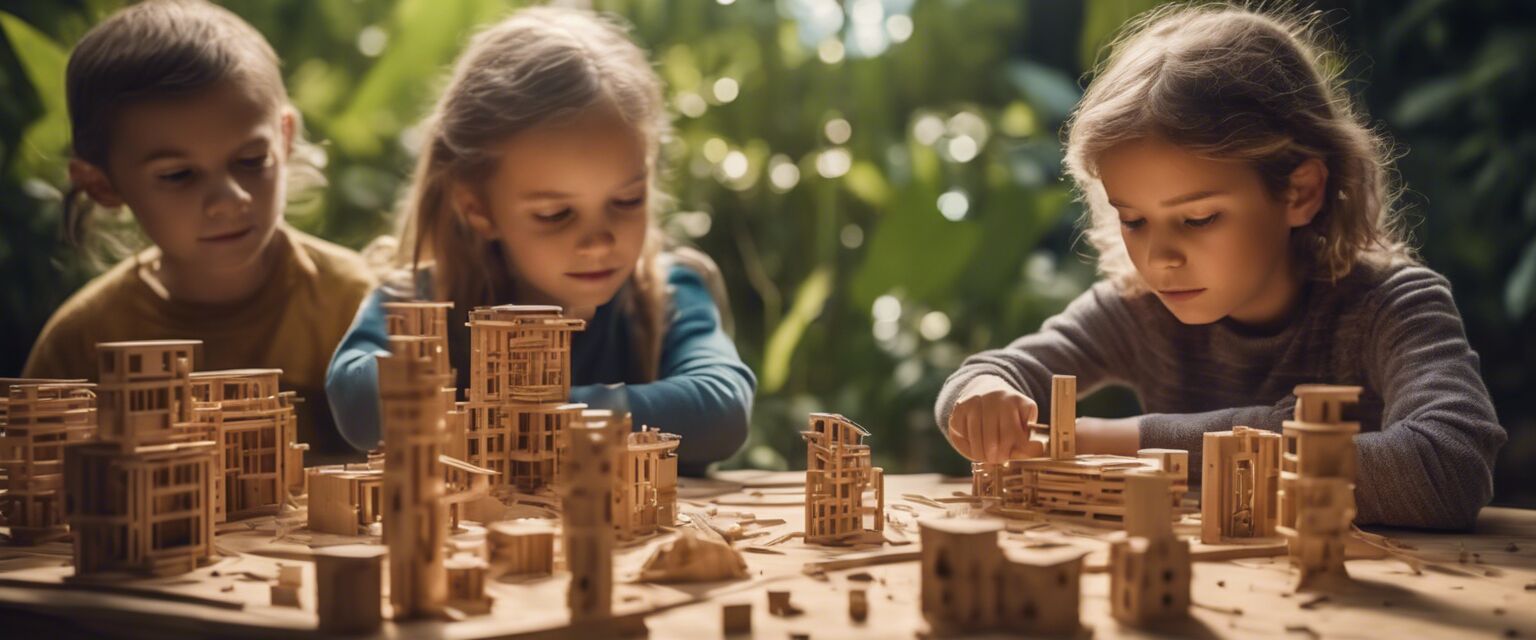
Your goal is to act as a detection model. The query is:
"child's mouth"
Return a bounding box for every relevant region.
[566,268,618,282]
[1159,288,1206,302]
[200,227,252,243]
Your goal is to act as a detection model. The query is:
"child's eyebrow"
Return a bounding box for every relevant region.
[139,148,189,164]
[1109,189,1227,210]
[518,172,648,200]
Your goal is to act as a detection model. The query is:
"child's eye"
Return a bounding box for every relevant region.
[1185,212,1220,228]
[237,154,270,169]
[612,195,646,210]
[158,169,194,183]
[1120,218,1146,230]
[535,208,573,223]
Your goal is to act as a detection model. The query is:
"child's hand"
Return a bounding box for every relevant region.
[947,374,1044,463]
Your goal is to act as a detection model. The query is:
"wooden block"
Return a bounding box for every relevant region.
[722,602,752,634]
[314,544,386,635]
[1124,471,1174,541]
[767,590,801,616]
[1049,375,1076,460]
[848,589,868,622]
[1109,536,1191,626]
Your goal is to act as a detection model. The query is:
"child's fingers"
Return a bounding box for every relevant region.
[960,408,983,462]
[946,409,973,459]
[981,403,1003,463]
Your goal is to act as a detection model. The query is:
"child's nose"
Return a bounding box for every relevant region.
[204,174,253,219]
[1147,230,1187,269]
[574,224,616,256]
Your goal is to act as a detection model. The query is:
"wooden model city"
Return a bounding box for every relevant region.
[0,302,1383,636]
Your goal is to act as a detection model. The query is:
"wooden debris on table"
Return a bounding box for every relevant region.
[722,602,752,633]
[637,528,748,583]
[767,589,802,616]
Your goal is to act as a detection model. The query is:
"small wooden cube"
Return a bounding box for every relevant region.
[849,589,868,622]
[722,602,752,634]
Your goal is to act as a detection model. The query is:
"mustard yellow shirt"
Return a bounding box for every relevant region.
[23,226,374,462]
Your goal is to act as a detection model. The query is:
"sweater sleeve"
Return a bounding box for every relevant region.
[1353,268,1505,529]
[572,265,755,472]
[934,281,1144,441]
[324,287,392,452]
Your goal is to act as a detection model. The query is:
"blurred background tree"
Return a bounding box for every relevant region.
[2,0,1531,506]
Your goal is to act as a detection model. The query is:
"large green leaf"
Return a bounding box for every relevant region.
[761,266,830,393]
[1,11,70,179]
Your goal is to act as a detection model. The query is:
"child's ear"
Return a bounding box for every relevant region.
[451,182,495,236]
[1285,158,1329,228]
[68,159,123,208]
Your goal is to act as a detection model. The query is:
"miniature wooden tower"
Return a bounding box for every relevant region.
[464,305,586,492]
[802,413,885,544]
[383,302,463,456]
[615,426,681,539]
[0,380,96,543]
[1278,384,1362,591]
[560,409,620,623]
[1110,470,1191,626]
[189,369,302,522]
[66,340,217,576]
[919,519,1083,636]
[1202,426,1282,543]
[379,336,451,618]
[1048,374,1076,459]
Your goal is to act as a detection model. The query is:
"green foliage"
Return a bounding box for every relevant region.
[0,1,1531,506]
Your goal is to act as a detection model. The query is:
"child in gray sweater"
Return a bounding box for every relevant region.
[936,5,1504,530]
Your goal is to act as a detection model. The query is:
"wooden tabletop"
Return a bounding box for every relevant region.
[0,471,1532,638]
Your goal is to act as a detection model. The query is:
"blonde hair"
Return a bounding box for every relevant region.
[392,6,671,381]
[62,0,323,266]
[1064,3,1415,294]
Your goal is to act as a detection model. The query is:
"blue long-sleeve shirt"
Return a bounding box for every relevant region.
[325,262,755,474]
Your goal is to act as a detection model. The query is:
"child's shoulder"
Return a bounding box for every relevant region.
[1332,258,1448,308]
[285,226,376,295]
[24,253,146,377]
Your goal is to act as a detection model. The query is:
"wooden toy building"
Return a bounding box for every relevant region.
[615,426,680,539]
[379,335,452,618]
[919,518,1084,636]
[971,375,1187,523]
[463,305,586,493]
[1201,425,1282,543]
[188,369,304,522]
[1109,470,1191,626]
[1277,384,1363,591]
[65,340,217,576]
[802,413,885,544]
[560,409,622,624]
[0,380,96,543]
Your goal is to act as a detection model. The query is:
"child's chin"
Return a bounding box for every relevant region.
[1163,304,1224,326]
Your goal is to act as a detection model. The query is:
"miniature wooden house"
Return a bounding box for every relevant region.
[560,409,621,623]
[189,369,303,522]
[463,305,586,493]
[1277,385,1362,590]
[1109,471,1191,626]
[445,555,494,615]
[1201,426,1282,543]
[0,380,96,544]
[66,340,217,577]
[971,375,1188,525]
[802,413,885,544]
[379,336,452,619]
[306,465,383,535]
[919,518,1083,636]
[615,426,681,539]
[487,519,556,577]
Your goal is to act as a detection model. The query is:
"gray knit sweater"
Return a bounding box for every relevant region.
[935,262,1505,530]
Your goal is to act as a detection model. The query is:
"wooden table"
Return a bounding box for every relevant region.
[0,471,1532,638]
